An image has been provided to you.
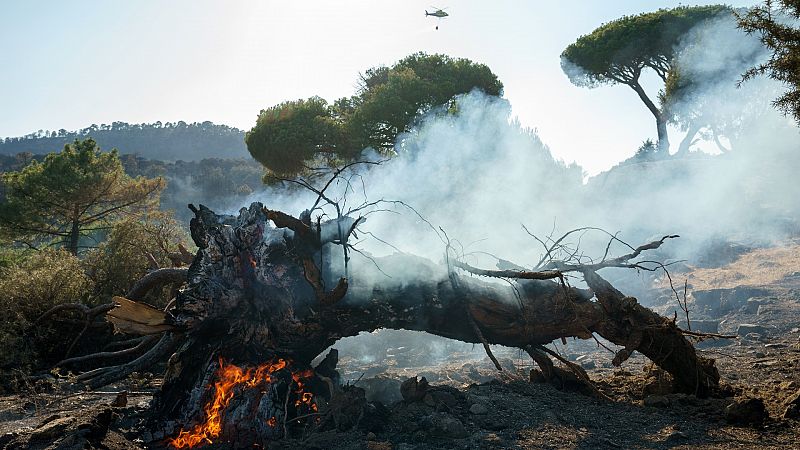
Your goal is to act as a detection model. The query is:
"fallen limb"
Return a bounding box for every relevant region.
[126,267,188,300]
[143,203,721,433]
[57,335,159,367]
[77,333,180,390]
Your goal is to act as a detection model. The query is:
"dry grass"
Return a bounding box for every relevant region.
[683,239,800,290]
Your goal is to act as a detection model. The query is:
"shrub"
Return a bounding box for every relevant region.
[0,249,93,376]
[83,211,190,307]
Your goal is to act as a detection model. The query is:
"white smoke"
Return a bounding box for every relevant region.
[232,16,800,373]
[227,16,799,296]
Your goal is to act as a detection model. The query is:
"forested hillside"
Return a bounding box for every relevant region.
[0,121,247,160]
[0,153,265,223]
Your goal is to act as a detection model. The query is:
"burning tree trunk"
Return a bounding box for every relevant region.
[86,202,719,447]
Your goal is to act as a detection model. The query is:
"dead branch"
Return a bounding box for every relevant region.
[133,202,723,446]
[36,303,114,325]
[454,260,564,281]
[167,243,195,266]
[76,333,180,389]
[536,344,612,401]
[453,235,679,282]
[680,279,692,331]
[102,336,148,351]
[126,267,188,301]
[57,334,159,367]
[679,329,737,340]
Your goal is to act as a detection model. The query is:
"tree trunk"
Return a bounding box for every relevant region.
[67,218,80,255]
[127,203,718,447]
[675,123,702,158]
[629,81,670,153]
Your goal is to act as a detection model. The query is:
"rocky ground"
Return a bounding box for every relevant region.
[1,242,799,449]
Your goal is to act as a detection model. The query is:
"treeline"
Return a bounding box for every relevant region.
[0,152,265,223]
[0,121,248,160]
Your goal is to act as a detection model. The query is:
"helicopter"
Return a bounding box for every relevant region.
[425,7,448,29]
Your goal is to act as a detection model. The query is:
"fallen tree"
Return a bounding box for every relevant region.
[51,198,721,447]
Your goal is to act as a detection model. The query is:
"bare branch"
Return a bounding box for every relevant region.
[126,267,188,300]
[57,335,159,367]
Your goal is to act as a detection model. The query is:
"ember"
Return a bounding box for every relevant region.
[168,358,316,448]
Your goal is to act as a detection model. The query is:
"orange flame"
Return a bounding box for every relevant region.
[168,358,315,448]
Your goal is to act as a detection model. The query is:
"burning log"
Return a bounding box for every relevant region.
[67,201,720,447]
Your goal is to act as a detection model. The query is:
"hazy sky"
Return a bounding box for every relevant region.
[0,0,757,174]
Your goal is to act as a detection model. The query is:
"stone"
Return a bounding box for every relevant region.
[481,416,509,431]
[737,324,767,337]
[783,390,800,419]
[724,398,768,425]
[678,319,719,334]
[692,290,725,312]
[361,376,403,404]
[29,416,75,441]
[725,289,770,310]
[469,403,488,415]
[580,359,596,370]
[665,430,688,441]
[756,304,776,316]
[643,395,670,408]
[643,377,673,396]
[744,333,763,342]
[430,413,468,438]
[400,376,428,402]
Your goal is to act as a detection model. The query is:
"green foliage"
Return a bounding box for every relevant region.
[246,53,503,175]
[633,139,668,161]
[561,5,731,87]
[246,97,346,175]
[0,211,189,381]
[348,53,503,151]
[83,212,189,306]
[0,139,164,254]
[561,5,732,152]
[738,0,800,124]
[0,249,92,372]
[660,16,770,156]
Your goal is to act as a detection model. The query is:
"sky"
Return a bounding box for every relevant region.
[0,0,758,175]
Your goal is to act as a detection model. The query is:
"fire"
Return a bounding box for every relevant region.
[168,358,316,448]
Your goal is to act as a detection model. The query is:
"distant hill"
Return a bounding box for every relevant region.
[0,121,248,161]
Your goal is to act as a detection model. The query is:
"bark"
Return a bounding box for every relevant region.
[68,218,80,255]
[630,81,670,153]
[141,202,719,444]
[675,122,702,158]
[712,130,731,153]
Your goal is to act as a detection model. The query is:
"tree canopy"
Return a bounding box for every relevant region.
[738,0,800,124]
[245,97,346,175]
[246,53,503,176]
[347,53,503,151]
[0,139,164,254]
[561,5,732,153]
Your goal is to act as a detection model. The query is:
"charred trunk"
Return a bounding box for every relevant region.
[131,203,719,447]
